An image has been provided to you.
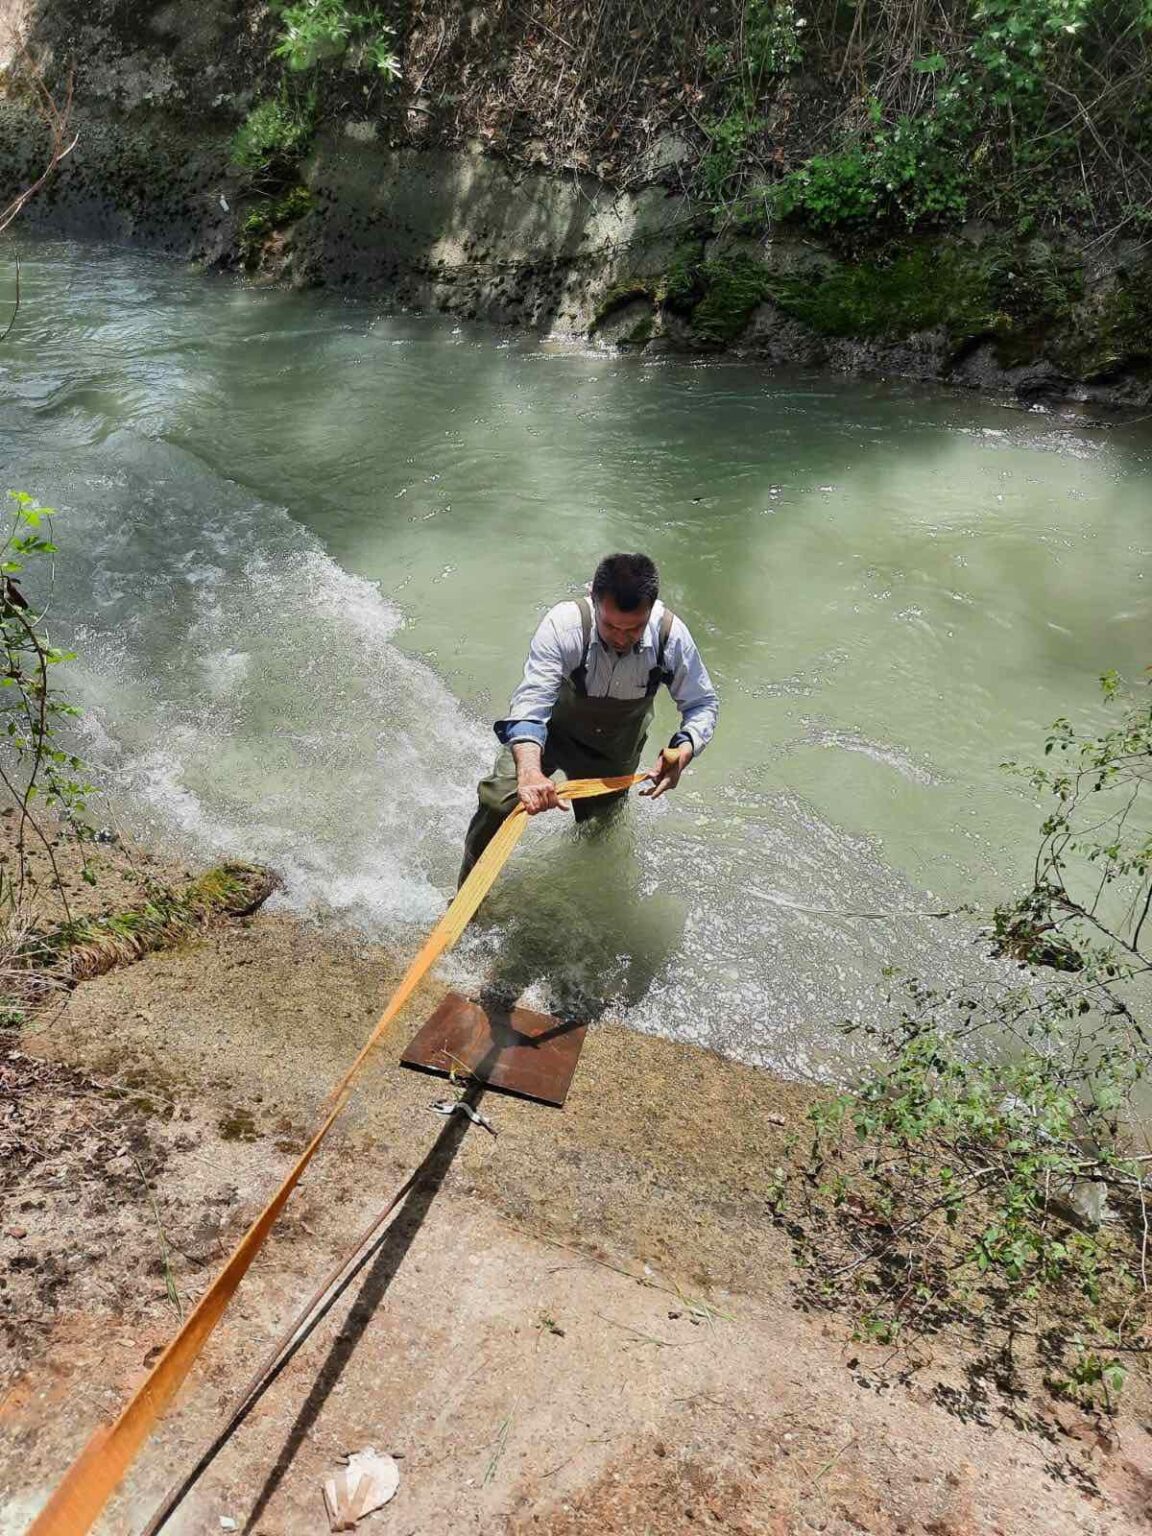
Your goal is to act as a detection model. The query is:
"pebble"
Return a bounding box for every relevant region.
[5,1227,27,1240]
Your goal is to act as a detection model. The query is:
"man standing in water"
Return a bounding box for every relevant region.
[459,552,719,883]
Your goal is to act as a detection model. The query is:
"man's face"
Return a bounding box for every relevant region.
[595,594,653,655]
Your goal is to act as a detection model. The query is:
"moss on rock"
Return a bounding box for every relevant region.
[591,278,656,328]
[239,184,314,265]
[768,246,995,343]
[659,246,707,313]
[690,252,772,345]
[585,232,1152,401]
[1045,265,1152,380]
[622,312,655,347]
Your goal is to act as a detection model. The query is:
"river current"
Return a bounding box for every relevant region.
[2,241,1149,1077]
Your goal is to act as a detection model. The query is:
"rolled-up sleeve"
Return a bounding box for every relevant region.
[495,611,568,749]
[666,620,719,756]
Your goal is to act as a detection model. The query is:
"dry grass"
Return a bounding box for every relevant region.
[0,860,279,1005]
[390,0,1152,227]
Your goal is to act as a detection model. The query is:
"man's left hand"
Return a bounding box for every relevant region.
[640,742,693,800]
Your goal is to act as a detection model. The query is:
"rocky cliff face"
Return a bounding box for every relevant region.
[1,0,1149,413]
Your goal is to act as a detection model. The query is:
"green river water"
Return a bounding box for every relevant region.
[2,241,1150,1076]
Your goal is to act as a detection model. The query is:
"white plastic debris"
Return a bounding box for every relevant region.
[323,1447,400,1530]
[430,1099,497,1135]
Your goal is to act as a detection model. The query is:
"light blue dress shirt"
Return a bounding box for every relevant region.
[495,598,719,756]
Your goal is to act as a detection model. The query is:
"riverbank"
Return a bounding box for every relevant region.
[3,2,1152,415]
[3,830,1152,1533]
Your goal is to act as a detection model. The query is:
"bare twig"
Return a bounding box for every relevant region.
[0,53,78,238]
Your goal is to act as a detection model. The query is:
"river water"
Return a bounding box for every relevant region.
[2,241,1149,1077]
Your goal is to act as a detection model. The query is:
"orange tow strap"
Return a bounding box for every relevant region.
[29,773,645,1536]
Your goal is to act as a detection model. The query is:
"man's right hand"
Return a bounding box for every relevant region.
[516,765,569,816]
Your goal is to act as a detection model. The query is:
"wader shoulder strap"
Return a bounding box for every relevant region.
[658,607,674,668]
[569,596,593,697]
[646,607,676,696]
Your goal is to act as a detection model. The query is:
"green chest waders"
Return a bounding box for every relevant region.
[459,599,675,884]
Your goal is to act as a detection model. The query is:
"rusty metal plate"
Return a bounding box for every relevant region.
[400,991,587,1107]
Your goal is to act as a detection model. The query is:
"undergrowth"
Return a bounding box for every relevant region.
[772,674,1152,1415]
[229,95,316,183]
[694,1,1152,243]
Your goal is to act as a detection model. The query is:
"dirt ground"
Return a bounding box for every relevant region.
[2,834,1152,1535]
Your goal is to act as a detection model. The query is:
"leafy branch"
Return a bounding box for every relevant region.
[0,493,93,920]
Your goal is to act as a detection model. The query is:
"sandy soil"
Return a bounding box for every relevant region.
[2,833,1152,1535]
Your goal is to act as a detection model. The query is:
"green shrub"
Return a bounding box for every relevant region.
[698,108,763,204]
[773,145,878,232]
[0,492,95,908]
[774,118,969,235]
[745,0,806,77]
[229,97,315,178]
[696,2,806,206]
[272,0,400,77]
[689,0,1152,240]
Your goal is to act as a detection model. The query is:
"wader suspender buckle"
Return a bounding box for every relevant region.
[568,597,674,700]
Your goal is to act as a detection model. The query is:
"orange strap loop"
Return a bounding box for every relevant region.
[29,773,645,1536]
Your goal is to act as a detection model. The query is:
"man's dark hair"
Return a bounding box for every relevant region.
[591,552,659,612]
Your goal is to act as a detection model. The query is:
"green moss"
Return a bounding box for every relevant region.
[242,185,314,239]
[113,1067,177,1122]
[601,237,1149,378]
[184,862,275,915]
[240,186,315,265]
[757,241,1098,370]
[768,247,995,342]
[592,279,655,329]
[659,249,706,313]
[622,314,655,347]
[1045,266,1152,378]
[981,245,1085,367]
[596,243,707,334]
[690,252,771,345]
